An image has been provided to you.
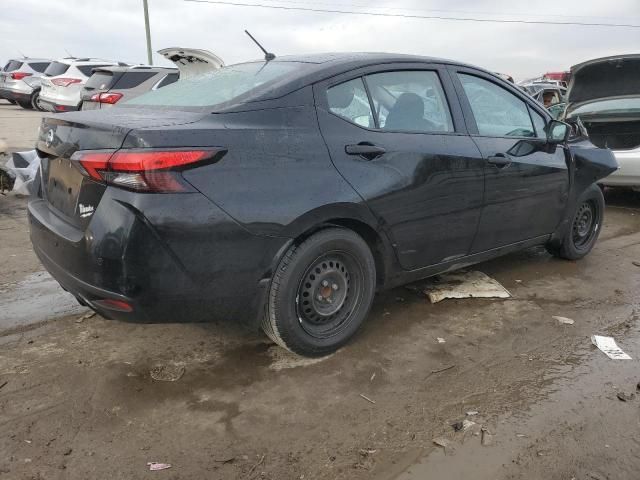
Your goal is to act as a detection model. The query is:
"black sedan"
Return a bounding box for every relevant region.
[28,53,617,356]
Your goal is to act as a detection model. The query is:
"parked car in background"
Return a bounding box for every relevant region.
[81,65,179,110]
[543,71,571,87]
[0,57,51,109]
[39,58,120,112]
[564,54,640,189]
[28,53,616,356]
[521,82,567,107]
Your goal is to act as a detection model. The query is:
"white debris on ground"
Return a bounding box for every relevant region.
[591,335,632,360]
[424,271,511,304]
[553,316,575,325]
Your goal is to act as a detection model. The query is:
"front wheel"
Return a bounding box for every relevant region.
[262,228,376,357]
[548,184,604,260]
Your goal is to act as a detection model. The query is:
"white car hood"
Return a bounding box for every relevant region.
[157,47,224,79]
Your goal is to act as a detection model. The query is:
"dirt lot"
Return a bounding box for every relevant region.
[1,101,640,480]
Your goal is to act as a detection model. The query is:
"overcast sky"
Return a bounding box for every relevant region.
[1,0,638,80]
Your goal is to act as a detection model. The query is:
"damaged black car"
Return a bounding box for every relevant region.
[27,53,617,356]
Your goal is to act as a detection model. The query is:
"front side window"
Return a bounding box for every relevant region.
[366,70,453,133]
[459,74,535,138]
[530,108,548,139]
[326,78,374,128]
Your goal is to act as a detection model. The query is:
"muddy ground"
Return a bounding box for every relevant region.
[1,102,640,479]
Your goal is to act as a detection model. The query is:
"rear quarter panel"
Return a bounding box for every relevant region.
[124,87,378,239]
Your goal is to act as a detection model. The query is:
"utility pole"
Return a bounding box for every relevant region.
[143,0,153,65]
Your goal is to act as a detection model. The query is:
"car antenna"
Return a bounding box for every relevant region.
[244,30,276,62]
[64,48,75,59]
[18,50,27,58]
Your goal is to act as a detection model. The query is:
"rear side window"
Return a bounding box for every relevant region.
[112,72,156,89]
[155,73,179,89]
[327,78,374,128]
[77,65,113,77]
[44,61,70,77]
[85,71,115,90]
[459,74,535,138]
[4,60,23,72]
[366,70,453,133]
[29,62,50,73]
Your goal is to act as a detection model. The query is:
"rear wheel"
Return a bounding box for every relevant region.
[17,99,33,110]
[31,90,43,111]
[262,228,376,357]
[548,184,604,260]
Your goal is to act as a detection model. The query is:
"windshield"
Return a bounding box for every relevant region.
[126,61,301,109]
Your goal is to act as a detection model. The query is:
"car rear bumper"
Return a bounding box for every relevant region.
[0,87,32,103]
[599,148,640,187]
[28,190,288,326]
[38,97,80,113]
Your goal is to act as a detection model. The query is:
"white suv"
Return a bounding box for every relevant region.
[0,58,52,109]
[39,58,120,112]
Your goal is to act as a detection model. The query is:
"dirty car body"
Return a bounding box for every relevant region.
[28,53,617,356]
[564,54,640,188]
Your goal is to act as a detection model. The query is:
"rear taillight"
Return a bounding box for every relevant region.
[90,92,123,104]
[11,72,32,80]
[51,78,82,87]
[70,149,225,192]
[93,299,133,312]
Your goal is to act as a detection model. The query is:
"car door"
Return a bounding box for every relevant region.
[450,68,569,253]
[314,64,485,270]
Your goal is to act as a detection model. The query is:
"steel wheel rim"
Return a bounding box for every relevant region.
[572,200,598,249]
[296,251,363,339]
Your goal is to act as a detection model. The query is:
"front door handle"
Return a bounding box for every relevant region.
[487,153,512,168]
[345,143,386,160]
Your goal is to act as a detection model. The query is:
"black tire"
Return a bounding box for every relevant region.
[262,228,376,357]
[17,100,33,110]
[548,184,604,260]
[31,90,43,111]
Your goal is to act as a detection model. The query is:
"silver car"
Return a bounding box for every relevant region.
[0,57,52,109]
[564,54,640,189]
[80,65,179,110]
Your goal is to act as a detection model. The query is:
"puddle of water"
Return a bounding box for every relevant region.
[390,331,640,480]
[0,271,86,331]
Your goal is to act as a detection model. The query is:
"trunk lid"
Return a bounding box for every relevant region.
[157,47,224,79]
[568,55,640,104]
[36,109,206,228]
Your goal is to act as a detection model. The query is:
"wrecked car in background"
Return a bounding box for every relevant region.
[27,53,616,357]
[564,54,640,189]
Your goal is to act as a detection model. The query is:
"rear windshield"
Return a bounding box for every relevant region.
[85,71,115,90]
[44,61,70,77]
[126,62,301,109]
[29,62,50,73]
[4,60,23,72]
[113,71,157,89]
[77,64,113,77]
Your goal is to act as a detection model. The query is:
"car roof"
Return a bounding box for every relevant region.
[263,52,464,67]
[5,57,52,63]
[54,58,117,65]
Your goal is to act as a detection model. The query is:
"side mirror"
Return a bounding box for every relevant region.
[546,120,571,144]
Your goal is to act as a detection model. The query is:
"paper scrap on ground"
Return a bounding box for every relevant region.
[591,335,631,360]
[147,462,172,471]
[424,271,511,304]
[553,316,575,325]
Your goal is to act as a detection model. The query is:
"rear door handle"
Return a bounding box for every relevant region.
[487,153,512,168]
[345,143,386,160]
